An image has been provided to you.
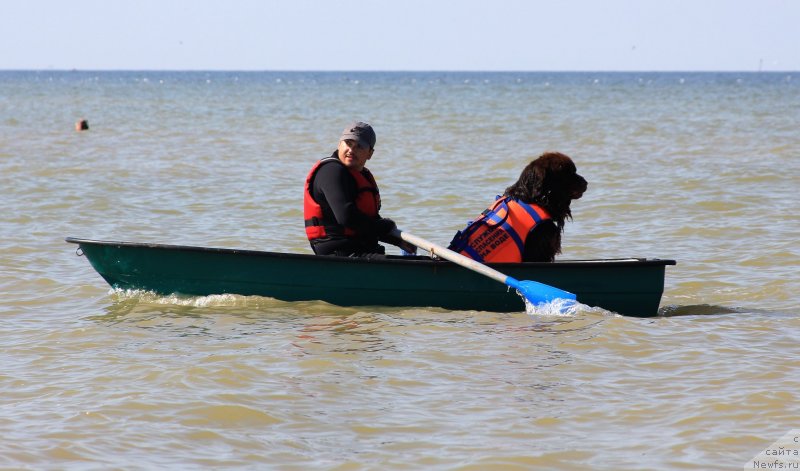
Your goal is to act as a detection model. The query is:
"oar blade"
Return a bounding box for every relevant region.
[507,278,576,306]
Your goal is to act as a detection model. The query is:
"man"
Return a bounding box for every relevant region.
[303,121,414,256]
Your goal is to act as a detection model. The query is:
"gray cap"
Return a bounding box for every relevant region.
[340,122,376,149]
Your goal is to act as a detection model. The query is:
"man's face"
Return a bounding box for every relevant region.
[337,139,373,171]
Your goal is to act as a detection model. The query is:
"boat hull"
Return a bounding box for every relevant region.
[66,238,675,317]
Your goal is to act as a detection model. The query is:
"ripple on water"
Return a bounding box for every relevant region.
[2,71,799,469]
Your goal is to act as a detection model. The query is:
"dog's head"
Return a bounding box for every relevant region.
[505,152,587,225]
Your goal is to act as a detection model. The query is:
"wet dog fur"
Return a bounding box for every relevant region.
[503,152,587,261]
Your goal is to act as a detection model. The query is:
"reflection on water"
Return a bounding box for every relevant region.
[658,303,748,317]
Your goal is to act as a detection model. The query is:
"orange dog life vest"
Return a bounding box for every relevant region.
[303,157,381,241]
[448,196,550,263]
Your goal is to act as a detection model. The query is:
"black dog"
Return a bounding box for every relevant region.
[503,152,587,261]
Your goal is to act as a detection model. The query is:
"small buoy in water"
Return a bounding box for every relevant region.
[75,119,89,131]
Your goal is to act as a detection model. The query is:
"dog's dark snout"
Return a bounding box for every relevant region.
[571,174,587,199]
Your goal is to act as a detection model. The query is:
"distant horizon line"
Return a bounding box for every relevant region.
[1,68,797,74]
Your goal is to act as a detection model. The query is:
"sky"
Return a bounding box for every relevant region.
[1,0,798,71]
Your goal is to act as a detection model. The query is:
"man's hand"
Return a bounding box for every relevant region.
[375,218,397,236]
[398,240,418,255]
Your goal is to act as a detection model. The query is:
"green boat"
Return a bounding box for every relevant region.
[66,237,676,317]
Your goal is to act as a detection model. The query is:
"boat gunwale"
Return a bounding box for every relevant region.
[65,237,676,268]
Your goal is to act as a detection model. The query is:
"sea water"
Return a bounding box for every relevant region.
[1,71,799,469]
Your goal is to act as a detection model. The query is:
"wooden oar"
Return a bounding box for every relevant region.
[390,229,576,306]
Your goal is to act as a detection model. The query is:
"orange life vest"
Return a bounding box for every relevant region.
[448,196,550,263]
[303,157,381,241]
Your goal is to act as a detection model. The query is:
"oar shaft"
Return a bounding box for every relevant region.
[393,229,575,306]
[391,229,509,285]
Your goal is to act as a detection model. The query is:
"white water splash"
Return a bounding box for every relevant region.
[521,294,609,317]
[109,288,243,307]
[523,297,579,317]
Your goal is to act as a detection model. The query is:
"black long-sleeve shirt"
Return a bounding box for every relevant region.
[309,154,394,255]
[311,157,384,237]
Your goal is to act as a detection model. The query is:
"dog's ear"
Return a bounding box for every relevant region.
[520,160,546,199]
[540,160,560,194]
